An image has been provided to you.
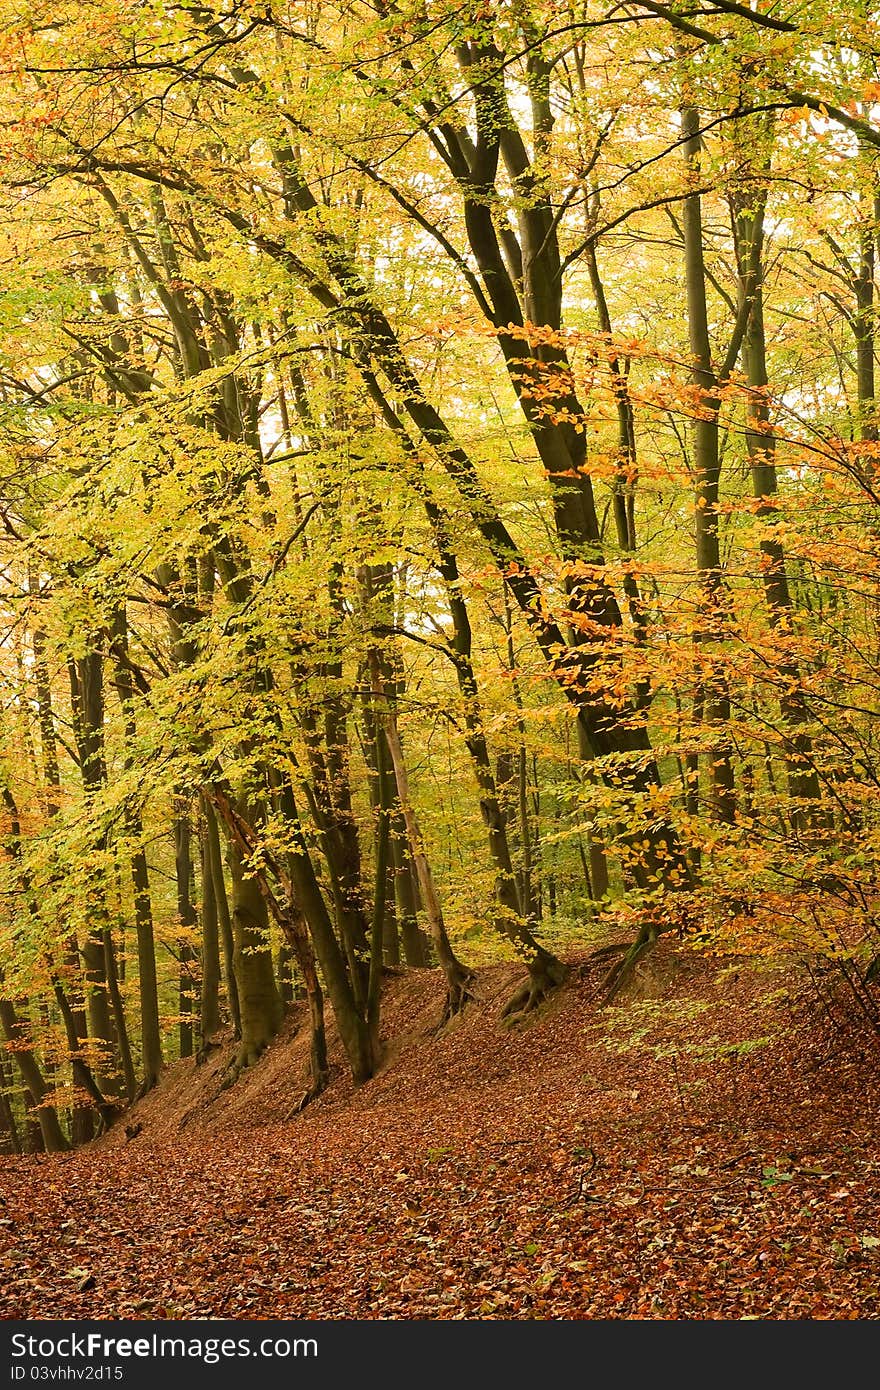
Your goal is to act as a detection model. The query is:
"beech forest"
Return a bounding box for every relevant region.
[1,0,880,1323]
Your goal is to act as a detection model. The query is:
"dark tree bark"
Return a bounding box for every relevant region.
[390,820,428,968]
[174,809,198,1059]
[199,808,222,1041]
[0,997,67,1152]
[0,1057,21,1155]
[69,652,127,1091]
[381,699,475,1021]
[109,608,163,1089]
[681,104,738,827]
[223,828,282,1069]
[204,798,241,1038]
[30,583,99,1137]
[731,176,824,821]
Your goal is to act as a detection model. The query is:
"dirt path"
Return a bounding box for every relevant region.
[1,950,879,1319]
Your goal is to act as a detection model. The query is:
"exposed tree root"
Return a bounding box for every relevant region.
[92,1103,122,1138]
[436,964,478,1030]
[217,1065,240,1094]
[217,1038,268,1091]
[195,1038,222,1067]
[236,1038,270,1071]
[308,1039,330,1102]
[133,1075,159,1103]
[586,941,631,964]
[286,1069,329,1118]
[603,926,659,1000]
[502,953,570,1022]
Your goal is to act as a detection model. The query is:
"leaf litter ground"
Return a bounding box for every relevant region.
[1,944,879,1319]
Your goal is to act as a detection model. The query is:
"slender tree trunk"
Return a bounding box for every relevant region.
[367,719,392,1033]
[174,809,198,1059]
[855,188,878,449]
[209,787,338,1090]
[211,534,372,1079]
[390,821,428,967]
[274,782,374,1083]
[49,971,118,1133]
[31,602,97,1136]
[381,701,474,1019]
[584,232,650,673]
[682,104,737,826]
[368,543,567,1010]
[109,609,162,1088]
[441,574,567,1009]
[103,926,136,1100]
[2,777,108,1140]
[204,798,241,1038]
[24,1092,45,1155]
[0,1058,21,1155]
[198,810,222,1041]
[276,943,295,1009]
[224,831,283,1068]
[0,996,68,1152]
[733,189,824,821]
[360,674,400,968]
[68,654,120,1089]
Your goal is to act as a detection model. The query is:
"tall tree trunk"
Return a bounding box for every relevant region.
[430,555,567,1010]
[682,104,737,826]
[103,926,136,1101]
[733,185,824,821]
[390,820,428,967]
[49,970,118,1133]
[204,798,241,1038]
[199,810,222,1041]
[2,778,110,1140]
[366,718,392,1035]
[224,829,283,1069]
[274,780,374,1083]
[0,1057,21,1155]
[360,667,400,968]
[210,787,337,1091]
[276,942,295,1009]
[0,996,68,1152]
[109,608,163,1089]
[68,653,120,1090]
[381,701,475,1020]
[210,532,373,1078]
[854,183,878,449]
[174,808,198,1059]
[31,593,98,1136]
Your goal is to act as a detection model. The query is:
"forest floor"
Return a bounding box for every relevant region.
[1,942,879,1319]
